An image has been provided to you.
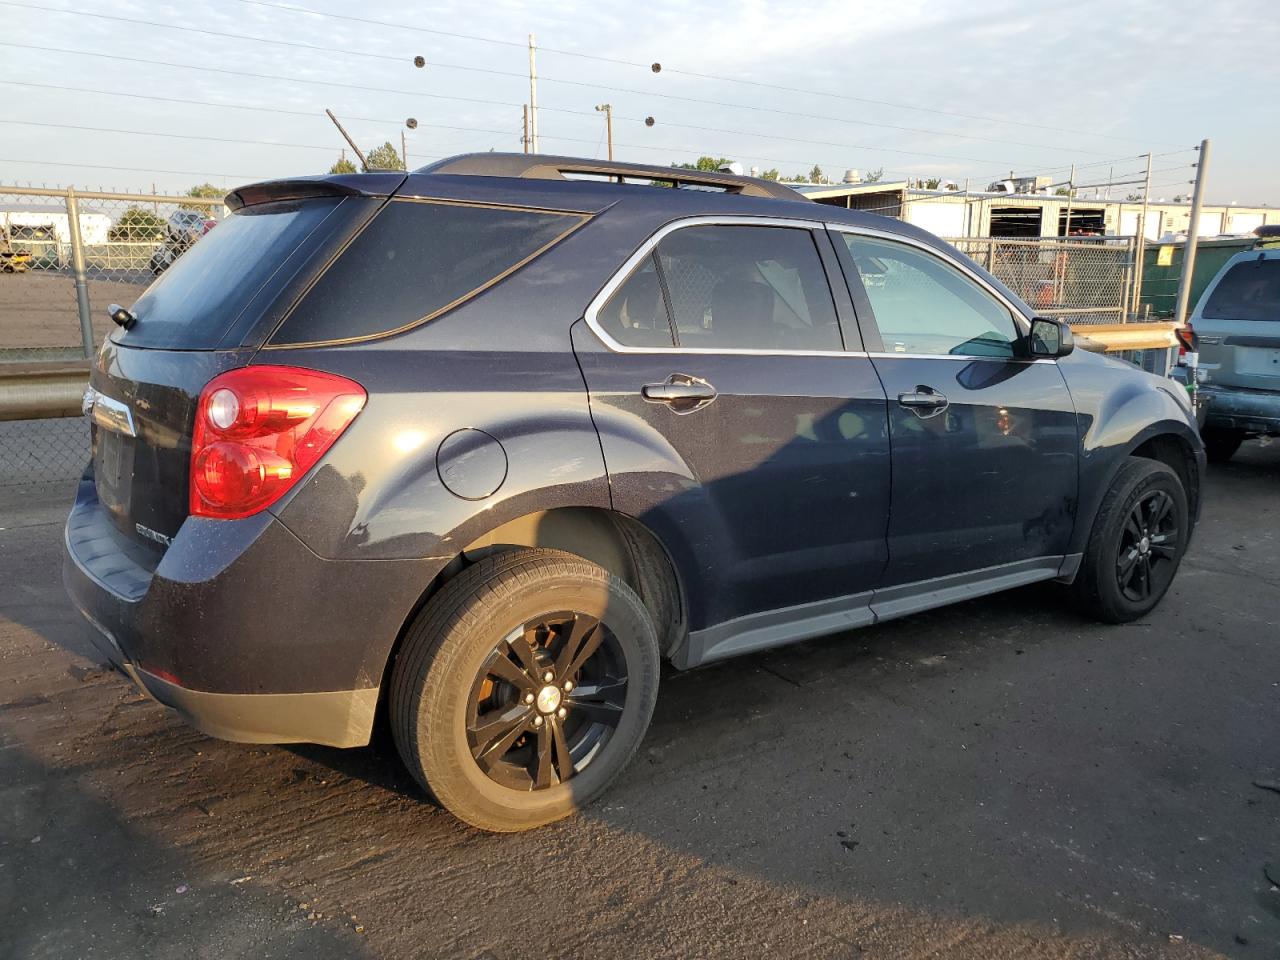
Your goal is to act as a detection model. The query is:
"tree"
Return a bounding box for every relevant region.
[808,164,825,184]
[863,167,884,183]
[180,182,224,211]
[1054,186,1074,197]
[329,156,358,175]
[674,156,733,173]
[110,206,166,242]
[364,141,405,171]
[1124,192,1142,202]
[914,176,942,190]
[759,168,780,181]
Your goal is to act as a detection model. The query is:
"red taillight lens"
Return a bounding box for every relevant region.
[1177,321,1194,358]
[190,365,366,520]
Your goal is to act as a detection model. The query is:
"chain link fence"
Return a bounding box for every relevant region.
[1,186,225,362]
[1,185,226,486]
[946,237,1136,325]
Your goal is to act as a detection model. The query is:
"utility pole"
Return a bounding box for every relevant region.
[522,105,529,154]
[1130,152,1153,319]
[325,109,368,170]
[401,130,408,170]
[1063,162,1075,237]
[595,103,613,161]
[1174,139,1212,326]
[527,34,539,153]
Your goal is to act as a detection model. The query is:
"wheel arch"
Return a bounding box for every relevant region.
[372,505,688,731]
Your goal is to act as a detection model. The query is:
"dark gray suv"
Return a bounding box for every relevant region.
[65,154,1205,831]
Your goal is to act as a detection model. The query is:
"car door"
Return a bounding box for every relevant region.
[573,218,891,658]
[829,227,1078,599]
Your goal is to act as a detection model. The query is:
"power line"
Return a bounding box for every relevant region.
[0,156,266,179]
[0,1,404,63]
[233,0,1182,148]
[4,11,1126,161]
[0,41,524,110]
[1,41,1101,169]
[0,117,350,152]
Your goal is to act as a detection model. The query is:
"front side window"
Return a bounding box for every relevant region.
[841,234,1020,357]
[653,225,842,351]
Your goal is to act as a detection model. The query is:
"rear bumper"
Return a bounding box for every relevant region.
[63,474,430,748]
[1200,384,1280,435]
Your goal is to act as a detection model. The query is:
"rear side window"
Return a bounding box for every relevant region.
[1202,258,1280,322]
[272,199,588,345]
[655,225,841,351]
[122,198,344,349]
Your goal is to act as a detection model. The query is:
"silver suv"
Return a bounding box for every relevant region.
[1191,227,1280,461]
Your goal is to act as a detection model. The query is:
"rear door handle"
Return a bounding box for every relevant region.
[642,374,717,413]
[897,386,948,418]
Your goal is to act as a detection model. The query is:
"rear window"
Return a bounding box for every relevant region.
[1202,258,1280,322]
[121,198,346,349]
[271,199,588,346]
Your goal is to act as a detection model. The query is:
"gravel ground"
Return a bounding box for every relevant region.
[1,442,1277,960]
[0,272,147,351]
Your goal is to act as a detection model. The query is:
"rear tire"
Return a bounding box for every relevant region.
[1074,458,1189,624]
[390,549,660,832]
[1201,427,1245,464]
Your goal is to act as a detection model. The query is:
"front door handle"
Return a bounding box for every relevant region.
[642,374,717,413]
[897,385,949,419]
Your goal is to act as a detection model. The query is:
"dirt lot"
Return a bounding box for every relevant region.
[0,272,147,351]
[1,441,1278,960]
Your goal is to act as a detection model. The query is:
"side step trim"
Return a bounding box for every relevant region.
[677,556,1064,669]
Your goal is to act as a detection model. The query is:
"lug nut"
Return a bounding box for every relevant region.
[524,692,535,704]
[563,680,574,692]
[557,707,567,719]
[543,671,554,682]
[533,716,543,727]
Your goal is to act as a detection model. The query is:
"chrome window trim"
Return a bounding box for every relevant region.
[582,215,857,357]
[866,352,1056,364]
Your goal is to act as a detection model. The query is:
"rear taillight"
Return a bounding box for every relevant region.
[1177,320,1195,359]
[190,365,366,520]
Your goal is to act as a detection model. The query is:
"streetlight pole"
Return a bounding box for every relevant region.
[595,103,613,161]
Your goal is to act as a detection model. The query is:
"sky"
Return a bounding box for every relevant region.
[2,0,1278,204]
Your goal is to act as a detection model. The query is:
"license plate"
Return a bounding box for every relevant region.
[1238,347,1280,377]
[94,428,134,516]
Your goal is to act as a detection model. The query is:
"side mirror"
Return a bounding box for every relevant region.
[1030,317,1073,358]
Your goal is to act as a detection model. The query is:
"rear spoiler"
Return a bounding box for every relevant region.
[225,173,408,211]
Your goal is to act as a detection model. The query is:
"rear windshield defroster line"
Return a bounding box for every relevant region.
[267,198,591,348]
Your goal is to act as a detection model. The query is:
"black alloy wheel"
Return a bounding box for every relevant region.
[390,548,660,832]
[1115,489,1180,603]
[466,612,628,791]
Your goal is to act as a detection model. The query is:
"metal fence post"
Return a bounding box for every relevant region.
[65,187,95,359]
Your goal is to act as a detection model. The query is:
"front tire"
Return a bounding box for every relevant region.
[1074,458,1189,623]
[390,549,660,832]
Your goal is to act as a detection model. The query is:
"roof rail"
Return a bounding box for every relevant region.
[415,153,804,201]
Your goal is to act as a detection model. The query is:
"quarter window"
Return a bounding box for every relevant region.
[653,225,842,351]
[841,234,1020,357]
[273,199,587,346]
